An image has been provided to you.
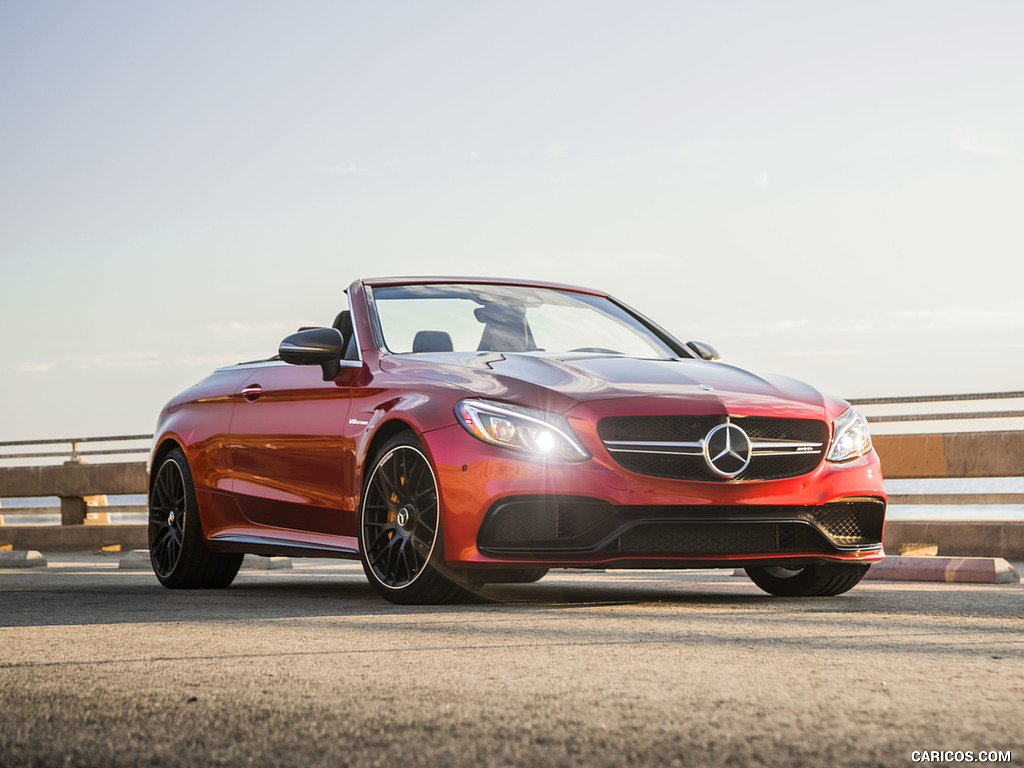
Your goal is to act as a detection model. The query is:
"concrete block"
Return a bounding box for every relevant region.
[0,550,47,568]
[899,544,938,556]
[864,556,1019,584]
[241,554,292,570]
[120,551,292,571]
[119,550,152,570]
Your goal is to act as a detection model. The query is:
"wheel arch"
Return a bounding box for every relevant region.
[364,418,420,468]
[355,417,429,509]
[149,437,186,494]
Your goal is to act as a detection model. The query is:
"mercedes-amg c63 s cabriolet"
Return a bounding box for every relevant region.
[148,277,885,603]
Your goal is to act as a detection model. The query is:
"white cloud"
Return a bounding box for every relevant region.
[764,347,879,360]
[14,362,54,373]
[671,141,723,165]
[949,127,1024,160]
[208,321,293,342]
[177,353,255,368]
[321,163,369,175]
[16,353,162,372]
[723,308,1024,341]
[89,353,162,370]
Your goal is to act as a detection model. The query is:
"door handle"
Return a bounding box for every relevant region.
[241,384,263,402]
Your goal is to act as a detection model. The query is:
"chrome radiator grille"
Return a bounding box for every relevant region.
[597,415,829,481]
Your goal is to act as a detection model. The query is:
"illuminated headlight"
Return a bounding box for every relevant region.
[826,407,872,463]
[455,399,589,462]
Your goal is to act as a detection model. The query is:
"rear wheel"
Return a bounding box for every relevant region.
[745,563,870,597]
[148,448,243,589]
[358,433,466,604]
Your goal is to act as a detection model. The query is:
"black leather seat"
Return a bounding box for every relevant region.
[412,330,454,353]
[332,311,359,360]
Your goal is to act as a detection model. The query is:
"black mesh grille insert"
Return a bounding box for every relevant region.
[598,415,719,442]
[616,523,827,555]
[807,500,885,547]
[477,498,620,552]
[597,415,828,482]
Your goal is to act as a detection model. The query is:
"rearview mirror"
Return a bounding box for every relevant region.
[687,340,721,362]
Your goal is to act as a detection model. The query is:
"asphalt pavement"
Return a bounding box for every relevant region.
[1,555,1021,768]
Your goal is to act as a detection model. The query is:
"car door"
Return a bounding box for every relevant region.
[226,360,360,537]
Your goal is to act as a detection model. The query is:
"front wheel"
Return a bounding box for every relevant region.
[358,433,466,604]
[745,563,870,597]
[148,448,243,589]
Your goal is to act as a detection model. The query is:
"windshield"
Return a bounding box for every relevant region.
[369,283,681,358]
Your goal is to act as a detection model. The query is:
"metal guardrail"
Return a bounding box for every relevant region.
[0,391,1021,463]
[0,435,152,462]
[849,391,1024,424]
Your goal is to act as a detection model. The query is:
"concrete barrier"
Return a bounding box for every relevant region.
[0,550,47,568]
[0,524,148,552]
[883,520,1024,560]
[873,431,1024,479]
[863,555,1019,584]
[0,461,146,525]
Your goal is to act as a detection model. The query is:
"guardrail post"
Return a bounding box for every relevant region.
[59,457,87,524]
[59,496,88,525]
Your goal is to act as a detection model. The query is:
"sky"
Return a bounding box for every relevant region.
[1,0,1022,441]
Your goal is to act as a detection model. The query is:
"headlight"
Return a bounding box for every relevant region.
[454,399,589,462]
[826,407,872,462]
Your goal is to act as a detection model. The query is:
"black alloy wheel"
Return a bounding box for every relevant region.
[744,562,871,597]
[148,447,242,589]
[149,456,186,580]
[359,433,465,604]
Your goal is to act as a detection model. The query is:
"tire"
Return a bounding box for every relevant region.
[148,448,243,589]
[358,433,466,604]
[745,563,870,597]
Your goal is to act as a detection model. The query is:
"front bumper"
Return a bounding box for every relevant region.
[423,423,887,569]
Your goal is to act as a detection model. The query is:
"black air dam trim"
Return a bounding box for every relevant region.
[476,496,885,558]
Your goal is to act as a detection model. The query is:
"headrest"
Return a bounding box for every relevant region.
[412,330,454,353]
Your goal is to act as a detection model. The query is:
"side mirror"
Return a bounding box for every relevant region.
[279,327,344,381]
[687,340,721,362]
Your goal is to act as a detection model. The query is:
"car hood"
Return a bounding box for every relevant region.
[382,352,834,420]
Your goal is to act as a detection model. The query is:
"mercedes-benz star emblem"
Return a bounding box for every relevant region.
[703,422,752,478]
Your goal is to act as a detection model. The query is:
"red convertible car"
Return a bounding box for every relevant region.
[148,277,885,603]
